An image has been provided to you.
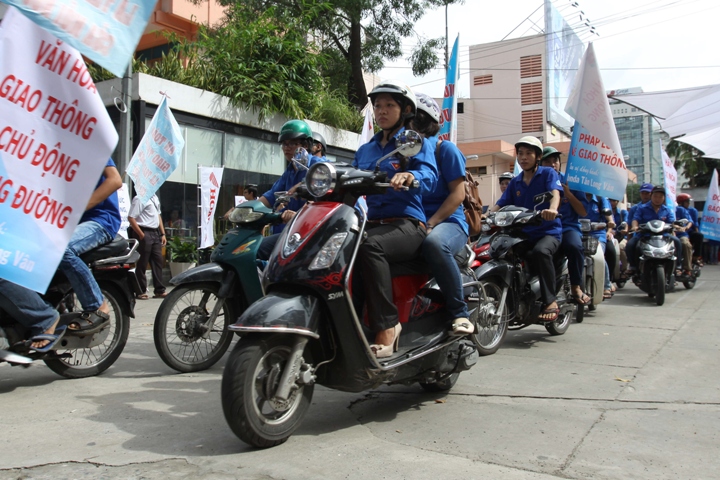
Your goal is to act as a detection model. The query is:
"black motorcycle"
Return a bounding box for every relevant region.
[631,220,685,306]
[221,131,489,448]
[473,193,578,336]
[1,236,140,378]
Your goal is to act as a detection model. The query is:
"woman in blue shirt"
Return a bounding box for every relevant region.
[412,93,472,335]
[353,80,438,358]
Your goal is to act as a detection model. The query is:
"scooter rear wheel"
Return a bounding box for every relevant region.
[419,372,460,392]
[154,283,235,373]
[471,279,508,355]
[654,265,666,306]
[222,335,314,448]
[44,285,129,378]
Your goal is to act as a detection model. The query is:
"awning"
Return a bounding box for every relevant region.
[610,84,720,159]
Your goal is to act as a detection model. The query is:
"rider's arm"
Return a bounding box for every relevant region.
[85,164,122,211]
[427,177,464,228]
[404,139,438,194]
[563,185,586,216]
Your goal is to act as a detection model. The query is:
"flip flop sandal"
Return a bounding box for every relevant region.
[451,318,474,335]
[538,308,560,322]
[571,293,592,305]
[153,292,168,298]
[603,291,613,300]
[136,293,149,300]
[67,310,110,335]
[26,326,67,354]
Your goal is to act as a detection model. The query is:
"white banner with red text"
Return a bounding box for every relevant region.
[661,141,677,206]
[700,169,720,242]
[199,166,223,249]
[0,8,118,292]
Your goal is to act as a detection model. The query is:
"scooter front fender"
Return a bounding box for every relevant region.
[474,259,513,287]
[229,292,320,340]
[169,262,225,286]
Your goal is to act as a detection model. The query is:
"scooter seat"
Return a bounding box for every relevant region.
[80,235,129,264]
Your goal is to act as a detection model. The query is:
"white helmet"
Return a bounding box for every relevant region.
[515,136,543,158]
[368,79,417,116]
[415,92,441,123]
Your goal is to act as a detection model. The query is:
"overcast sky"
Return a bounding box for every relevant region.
[378,0,720,99]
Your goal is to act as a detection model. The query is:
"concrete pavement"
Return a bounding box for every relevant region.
[1,267,719,479]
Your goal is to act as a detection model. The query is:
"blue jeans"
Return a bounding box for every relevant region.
[0,279,58,335]
[600,242,611,291]
[60,221,112,312]
[422,222,470,319]
[562,230,584,289]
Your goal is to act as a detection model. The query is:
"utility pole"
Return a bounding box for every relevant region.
[118,62,133,177]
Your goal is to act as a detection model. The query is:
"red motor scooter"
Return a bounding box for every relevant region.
[221,132,495,448]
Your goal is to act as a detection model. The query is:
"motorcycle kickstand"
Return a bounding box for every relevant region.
[274,336,310,401]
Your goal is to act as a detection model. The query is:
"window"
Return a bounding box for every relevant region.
[520,55,542,78]
[521,109,543,132]
[457,102,464,114]
[473,75,493,85]
[521,82,542,105]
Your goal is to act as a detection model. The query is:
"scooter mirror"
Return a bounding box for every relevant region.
[291,148,310,171]
[532,191,553,206]
[374,130,423,170]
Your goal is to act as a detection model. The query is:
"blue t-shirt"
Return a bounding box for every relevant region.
[675,205,691,238]
[353,128,437,223]
[687,207,699,232]
[422,136,469,235]
[580,195,611,244]
[628,201,649,225]
[557,172,584,234]
[496,166,562,240]
[612,207,629,227]
[634,202,676,235]
[263,154,325,234]
[80,158,120,237]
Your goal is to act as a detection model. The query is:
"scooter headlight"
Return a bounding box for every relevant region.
[306,162,336,197]
[494,211,519,227]
[309,232,348,270]
[228,206,264,223]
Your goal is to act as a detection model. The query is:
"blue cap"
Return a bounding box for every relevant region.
[640,183,653,192]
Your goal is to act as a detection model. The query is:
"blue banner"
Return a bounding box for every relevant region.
[565,121,628,199]
[4,0,157,77]
[127,96,184,204]
[700,169,720,242]
[438,35,459,142]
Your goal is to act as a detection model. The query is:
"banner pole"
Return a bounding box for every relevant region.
[197,165,201,250]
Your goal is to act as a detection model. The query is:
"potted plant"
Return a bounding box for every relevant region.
[166,236,199,277]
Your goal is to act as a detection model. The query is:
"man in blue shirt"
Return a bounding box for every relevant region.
[628,183,653,225]
[626,186,682,275]
[257,119,325,259]
[674,202,694,274]
[491,136,562,322]
[60,158,122,333]
[609,198,629,276]
[677,193,703,265]
[540,146,589,305]
[310,131,328,162]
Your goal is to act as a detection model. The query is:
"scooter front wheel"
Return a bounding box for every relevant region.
[153,283,234,373]
[222,335,314,448]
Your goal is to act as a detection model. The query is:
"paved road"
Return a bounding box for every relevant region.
[2,267,719,480]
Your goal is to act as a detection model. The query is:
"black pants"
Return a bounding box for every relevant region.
[357,219,427,332]
[258,233,280,261]
[521,235,560,307]
[690,231,704,258]
[133,229,165,295]
[604,239,618,281]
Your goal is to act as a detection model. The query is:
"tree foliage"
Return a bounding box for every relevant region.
[664,140,720,188]
[222,0,465,108]
[89,5,363,131]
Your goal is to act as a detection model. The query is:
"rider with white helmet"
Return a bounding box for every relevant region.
[490,136,563,322]
[413,91,473,335]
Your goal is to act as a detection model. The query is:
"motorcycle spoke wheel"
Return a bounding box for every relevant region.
[153,284,234,373]
[222,335,313,448]
[44,287,129,378]
[470,280,508,356]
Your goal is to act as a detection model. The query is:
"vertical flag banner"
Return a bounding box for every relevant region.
[438,34,459,143]
[358,103,374,147]
[199,166,223,249]
[5,0,157,77]
[0,9,118,292]
[700,169,720,241]
[117,183,131,239]
[564,43,627,198]
[661,141,677,206]
[127,96,184,204]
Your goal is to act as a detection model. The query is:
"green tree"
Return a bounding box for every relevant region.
[626,182,640,205]
[224,0,465,108]
[89,6,362,131]
[667,140,707,188]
